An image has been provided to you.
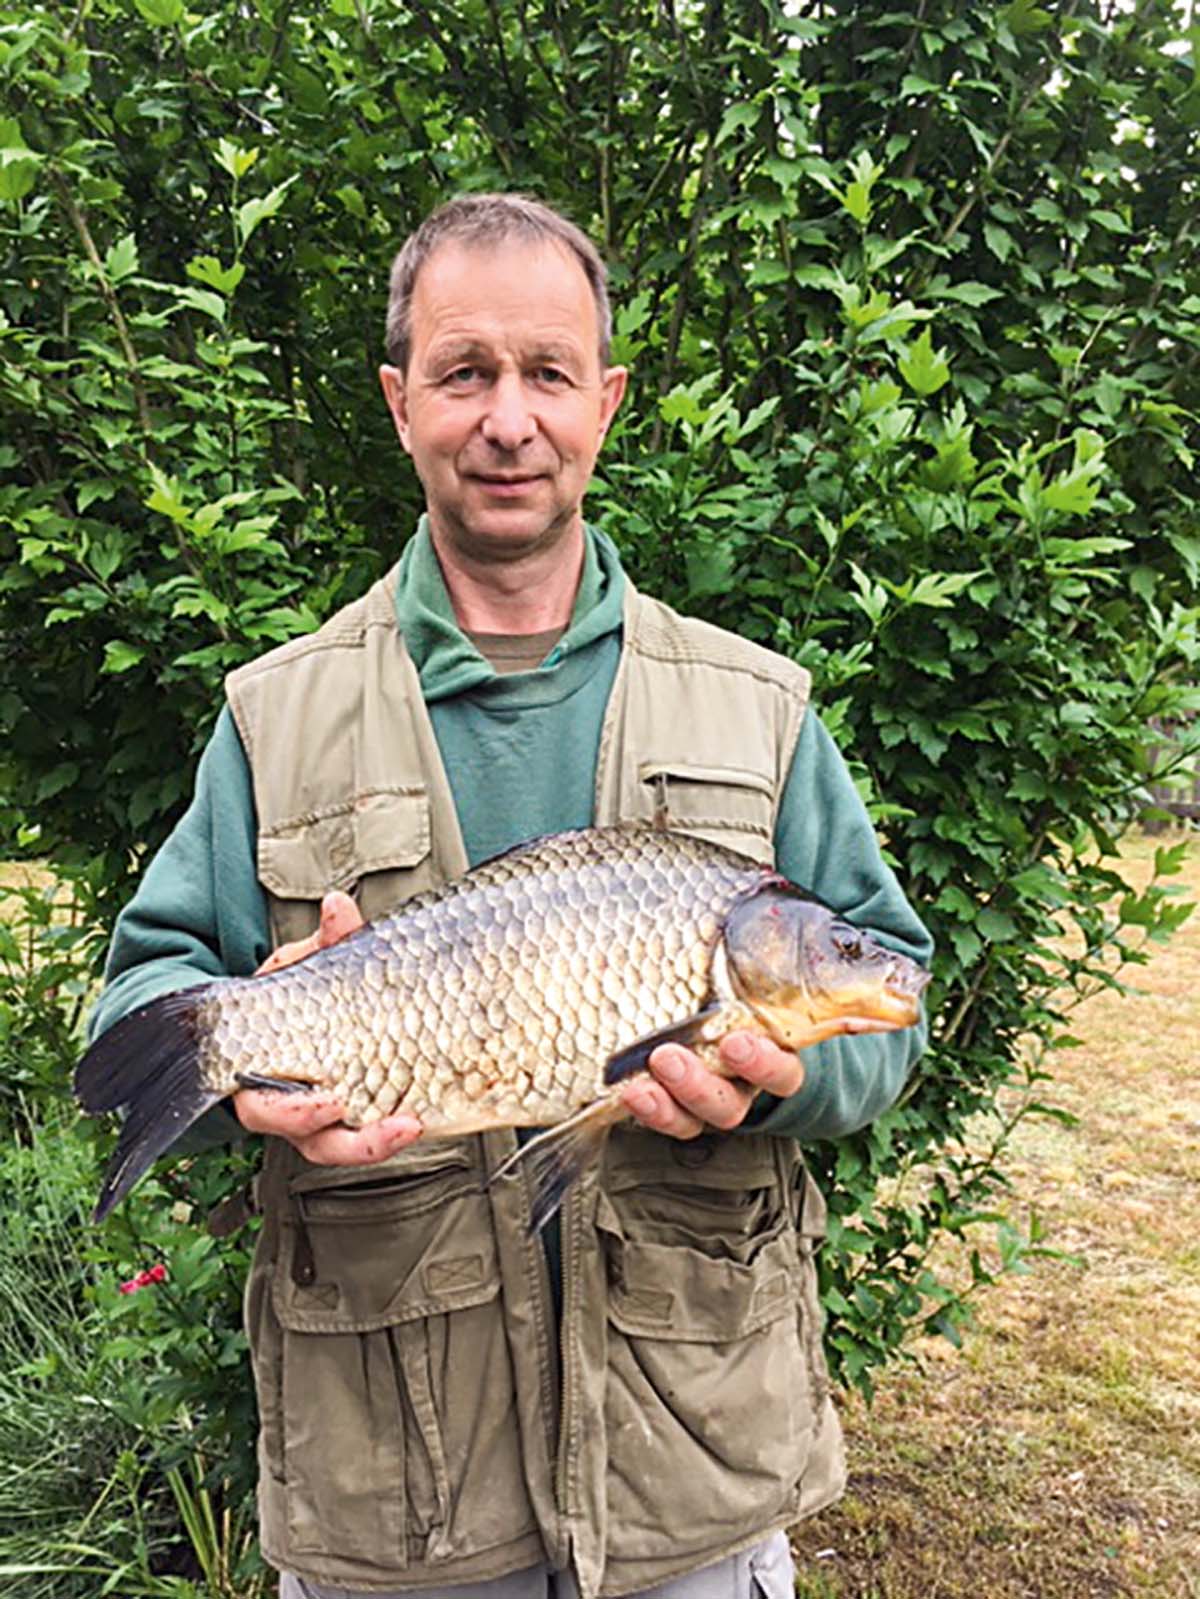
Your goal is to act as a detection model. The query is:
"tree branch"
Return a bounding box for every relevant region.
[51,172,153,443]
[650,134,717,451]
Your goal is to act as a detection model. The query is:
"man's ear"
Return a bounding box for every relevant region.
[597,364,628,445]
[379,364,411,452]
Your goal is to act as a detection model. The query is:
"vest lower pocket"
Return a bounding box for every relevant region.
[256,1143,538,1572]
[597,1153,818,1561]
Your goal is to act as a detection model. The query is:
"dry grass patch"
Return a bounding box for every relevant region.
[792,831,1200,1599]
[0,861,53,894]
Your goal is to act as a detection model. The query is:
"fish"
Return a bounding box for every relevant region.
[75,824,929,1229]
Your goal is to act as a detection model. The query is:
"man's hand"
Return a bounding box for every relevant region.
[620,1032,804,1140]
[234,891,423,1165]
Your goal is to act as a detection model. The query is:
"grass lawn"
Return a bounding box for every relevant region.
[791,831,1200,1598]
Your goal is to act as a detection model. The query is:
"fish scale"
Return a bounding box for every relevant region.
[75,824,930,1227]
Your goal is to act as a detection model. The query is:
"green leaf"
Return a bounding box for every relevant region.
[0,119,40,202]
[848,563,889,624]
[90,536,123,581]
[715,103,760,146]
[186,255,246,295]
[977,907,1018,942]
[898,328,951,395]
[145,469,189,523]
[335,184,367,219]
[747,260,791,287]
[134,0,184,25]
[104,233,139,283]
[907,570,984,608]
[931,280,1003,307]
[236,176,299,246]
[1000,0,1054,32]
[102,641,145,674]
[171,285,227,323]
[947,923,983,966]
[214,139,258,179]
[982,220,1014,262]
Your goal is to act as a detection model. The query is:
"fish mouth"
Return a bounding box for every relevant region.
[885,960,931,999]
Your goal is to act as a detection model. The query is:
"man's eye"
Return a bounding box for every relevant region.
[445,366,481,386]
[536,367,570,386]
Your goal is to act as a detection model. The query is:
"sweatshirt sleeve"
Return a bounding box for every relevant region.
[86,705,272,1148]
[743,707,934,1142]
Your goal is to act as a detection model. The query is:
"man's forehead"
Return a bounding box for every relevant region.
[410,237,598,347]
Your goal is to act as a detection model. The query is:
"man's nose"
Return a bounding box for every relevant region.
[480,372,536,451]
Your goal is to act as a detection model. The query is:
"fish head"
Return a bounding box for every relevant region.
[721,886,929,1050]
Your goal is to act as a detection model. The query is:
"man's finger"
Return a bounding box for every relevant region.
[294,1115,423,1167]
[620,1076,708,1141]
[256,933,319,975]
[644,1044,759,1132]
[717,1032,805,1098]
[233,1087,347,1137]
[256,890,365,976]
[318,889,364,947]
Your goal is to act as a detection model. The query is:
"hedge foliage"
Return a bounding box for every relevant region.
[1,0,1199,1502]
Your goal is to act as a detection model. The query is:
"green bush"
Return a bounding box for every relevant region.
[2,0,1198,1419]
[0,1086,266,1594]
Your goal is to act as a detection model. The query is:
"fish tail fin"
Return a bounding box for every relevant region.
[75,988,224,1223]
[491,1094,628,1235]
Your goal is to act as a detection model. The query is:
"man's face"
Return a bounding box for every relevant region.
[379,239,627,566]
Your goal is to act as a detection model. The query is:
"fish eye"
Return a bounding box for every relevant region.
[831,926,862,959]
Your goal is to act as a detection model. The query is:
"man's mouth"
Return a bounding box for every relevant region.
[470,473,545,496]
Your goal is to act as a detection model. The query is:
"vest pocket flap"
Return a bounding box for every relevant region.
[637,761,775,857]
[605,1126,781,1192]
[272,1149,498,1333]
[258,788,432,898]
[605,1228,797,1343]
[638,761,775,796]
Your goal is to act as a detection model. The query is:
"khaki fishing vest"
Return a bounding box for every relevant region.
[225,565,847,1598]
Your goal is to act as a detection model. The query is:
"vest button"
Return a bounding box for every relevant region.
[672,1137,715,1168]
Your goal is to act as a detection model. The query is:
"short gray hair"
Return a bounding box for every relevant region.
[384,193,613,371]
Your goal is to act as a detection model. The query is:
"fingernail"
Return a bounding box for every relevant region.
[653,1049,686,1084]
[724,1034,754,1068]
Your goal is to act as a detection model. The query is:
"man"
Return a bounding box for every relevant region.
[91,194,932,1599]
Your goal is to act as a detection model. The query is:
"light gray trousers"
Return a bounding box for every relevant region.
[279,1529,795,1599]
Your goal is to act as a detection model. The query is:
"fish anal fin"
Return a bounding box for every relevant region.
[490,1094,628,1235]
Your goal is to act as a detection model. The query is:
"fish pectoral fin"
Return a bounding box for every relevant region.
[601,1003,726,1085]
[234,1071,315,1094]
[490,1094,628,1236]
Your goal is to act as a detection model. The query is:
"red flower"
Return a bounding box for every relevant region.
[118,1262,169,1294]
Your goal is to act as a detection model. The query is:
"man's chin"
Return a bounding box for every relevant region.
[434,506,581,563]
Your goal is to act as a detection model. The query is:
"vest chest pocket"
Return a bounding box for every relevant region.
[257,788,443,940]
[637,761,776,865]
[597,1133,818,1562]
[260,1143,537,1571]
